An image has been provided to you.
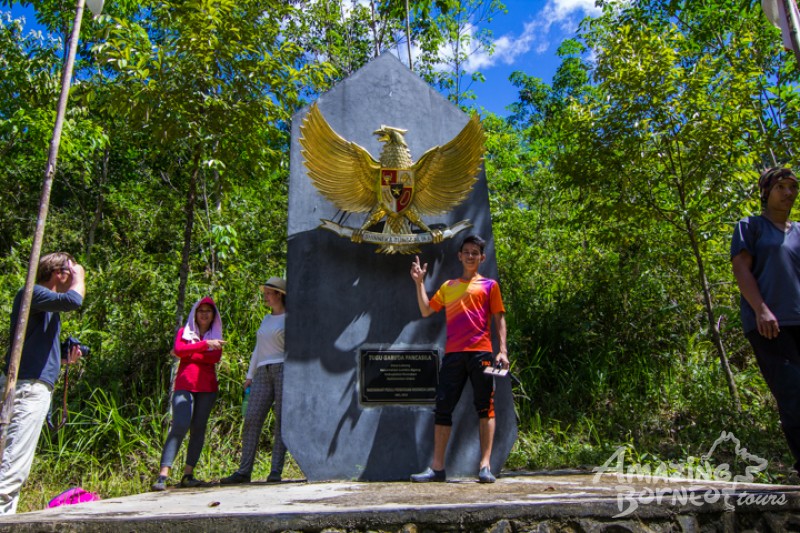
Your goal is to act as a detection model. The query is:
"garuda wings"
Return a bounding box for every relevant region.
[299,103,484,253]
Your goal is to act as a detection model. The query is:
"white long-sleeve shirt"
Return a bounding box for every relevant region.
[247,313,285,379]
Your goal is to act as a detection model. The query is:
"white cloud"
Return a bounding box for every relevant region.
[463,0,601,73]
[337,0,601,76]
[549,0,602,21]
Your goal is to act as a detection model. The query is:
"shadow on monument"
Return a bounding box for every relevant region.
[282,54,516,481]
[284,226,515,480]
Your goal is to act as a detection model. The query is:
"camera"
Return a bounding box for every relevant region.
[60,336,90,360]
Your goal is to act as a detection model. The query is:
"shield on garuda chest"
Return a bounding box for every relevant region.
[380,169,415,214]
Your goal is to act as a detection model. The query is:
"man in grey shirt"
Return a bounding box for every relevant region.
[0,252,86,514]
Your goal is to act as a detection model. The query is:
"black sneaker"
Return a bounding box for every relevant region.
[220,471,251,485]
[478,466,496,484]
[410,467,446,482]
[267,472,282,482]
[151,475,168,491]
[180,474,208,488]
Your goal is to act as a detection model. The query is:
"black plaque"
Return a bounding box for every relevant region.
[360,349,439,404]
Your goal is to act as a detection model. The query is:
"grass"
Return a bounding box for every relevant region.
[14,338,795,513]
[20,412,306,512]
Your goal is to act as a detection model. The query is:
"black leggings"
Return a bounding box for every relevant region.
[159,390,218,469]
[747,326,800,470]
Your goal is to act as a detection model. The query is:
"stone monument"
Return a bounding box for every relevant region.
[283,54,517,481]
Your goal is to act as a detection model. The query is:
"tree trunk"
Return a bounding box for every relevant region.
[404,0,412,70]
[369,0,380,58]
[86,146,109,261]
[175,145,203,329]
[684,214,742,412]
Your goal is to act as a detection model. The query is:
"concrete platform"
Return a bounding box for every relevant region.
[2,471,800,532]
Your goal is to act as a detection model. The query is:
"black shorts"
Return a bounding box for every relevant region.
[434,351,495,426]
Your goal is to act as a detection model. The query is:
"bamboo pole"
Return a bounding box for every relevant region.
[0,0,88,462]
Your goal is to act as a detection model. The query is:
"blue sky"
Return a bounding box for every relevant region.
[7,0,601,117]
[462,0,601,116]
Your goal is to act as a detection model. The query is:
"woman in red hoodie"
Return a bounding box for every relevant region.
[152,296,225,491]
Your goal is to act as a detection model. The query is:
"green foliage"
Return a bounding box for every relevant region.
[488,0,800,482]
[413,0,506,105]
[0,13,109,254]
[285,0,506,104]
[4,0,800,514]
[1,1,305,512]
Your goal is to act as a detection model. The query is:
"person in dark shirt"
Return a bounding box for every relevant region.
[731,167,800,473]
[0,252,85,514]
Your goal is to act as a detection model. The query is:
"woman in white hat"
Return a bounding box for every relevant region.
[221,277,287,483]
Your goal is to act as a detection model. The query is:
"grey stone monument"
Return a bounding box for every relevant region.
[283,54,517,481]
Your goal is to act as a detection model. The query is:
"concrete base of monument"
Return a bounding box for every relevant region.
[2,472,799,532]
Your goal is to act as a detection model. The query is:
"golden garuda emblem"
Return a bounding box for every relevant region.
[299,103,485,254]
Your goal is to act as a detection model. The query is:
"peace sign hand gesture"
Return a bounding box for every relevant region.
[410,255,428,285]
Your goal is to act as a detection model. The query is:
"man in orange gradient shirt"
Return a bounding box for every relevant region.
[410,235,509,484]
